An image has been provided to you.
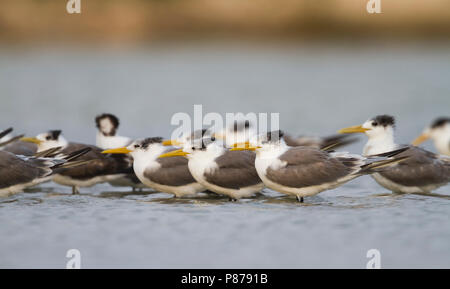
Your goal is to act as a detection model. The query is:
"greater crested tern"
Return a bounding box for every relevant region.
[0,147,91,197]
[232,130,408,202]
[159,136,264,201]
[95,113,145,190]
[102,137,205,198]
[339,115,450,194]
[21,130,132,194]
[412,117,450,156]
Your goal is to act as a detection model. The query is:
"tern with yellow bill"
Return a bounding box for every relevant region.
[159,136,264,201]
[21,130,131,194]
[232,130,409,203]
[102,137,205,198]
[339,115,450,194]
[412,117,450,156]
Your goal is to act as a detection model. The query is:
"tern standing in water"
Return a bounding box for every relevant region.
[21,130,131,194]
[232,130,409,202]
[102,137,205,198]
[0,147,90,197]
[159,136,264,201]
[339,115,450,194]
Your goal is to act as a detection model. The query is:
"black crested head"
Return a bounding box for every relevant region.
[430,117,450,129]
[266,130,284,142]
[95,113,120,136]
[371,115,395,128]
[139,137,163,149]
[192,136,216,151]
[48,130,62,140]
[233,120,251,132]
[191,129,210,140]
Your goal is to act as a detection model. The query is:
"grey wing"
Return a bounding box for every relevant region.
[58,143,129,179]
[266,147,354,188]
[145,153,196,187]
[0,151,50,189]
[379,146,450,186]
[3,141,38,156]
[284,134,356,150]
[204,150,261,189]
[283,135,321,148]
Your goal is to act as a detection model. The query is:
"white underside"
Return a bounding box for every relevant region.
[255,148,361,198]
[194,176,264,200]
[52,174,125,188]
[136,173,205,197]
[372,173,444,194]
[188,155,264,200]
[259,168,358,198]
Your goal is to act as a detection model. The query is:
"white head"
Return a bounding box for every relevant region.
[412,117,450,150]
[230,130,285,157]
[158,135,225,159]
[215,120,257,147]
[339,115,397,155]
[95,113,120,137]
[102,137,165,160]
[21,130,69,152]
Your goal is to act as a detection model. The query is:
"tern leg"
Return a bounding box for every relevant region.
[132,187,136,192]
[72,186,80,194]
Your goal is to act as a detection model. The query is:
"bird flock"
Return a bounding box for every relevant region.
[1,114,449,202]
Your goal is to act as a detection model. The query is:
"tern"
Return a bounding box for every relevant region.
[232,130,409,202]
[0,147,91,197]
[339,115,450,194]
[102,137,205,198]
[21,130,132,194]
[159,136,265,201]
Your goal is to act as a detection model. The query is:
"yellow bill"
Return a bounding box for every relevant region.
[412,133,430,146]
[101,147,132,154]
[20,137,42,145]
[338,125,371,134]
[230,142,261,151]
[162,139,183,146]
[158,149,189,158]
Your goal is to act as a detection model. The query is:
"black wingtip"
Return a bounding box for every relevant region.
[64,147,92,162]
[367,146,410,158]
[0,127,13,139]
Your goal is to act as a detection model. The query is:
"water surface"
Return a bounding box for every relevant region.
[0,43,449,268]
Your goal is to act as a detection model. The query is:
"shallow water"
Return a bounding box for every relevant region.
[0,43,449,268]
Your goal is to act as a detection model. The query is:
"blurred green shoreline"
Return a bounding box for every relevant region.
[1,0,450,44]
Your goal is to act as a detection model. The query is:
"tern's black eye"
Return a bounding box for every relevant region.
[134,144,140,148]
[211,136,216,142]
[46,136,51,140]
[191,146,196,150]
[372,122,378,127]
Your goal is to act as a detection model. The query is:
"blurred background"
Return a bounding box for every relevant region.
[0,0,449,149]
[1,0,450,269]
